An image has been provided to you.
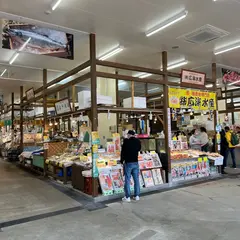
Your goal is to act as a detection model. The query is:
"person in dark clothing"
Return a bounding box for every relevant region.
[220,129,229,174]
[121,130,141,202]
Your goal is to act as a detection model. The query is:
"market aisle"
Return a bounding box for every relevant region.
[0,159,82,223]
[1,175,240,239]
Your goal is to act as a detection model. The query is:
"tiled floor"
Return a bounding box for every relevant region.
[1,159,240,240]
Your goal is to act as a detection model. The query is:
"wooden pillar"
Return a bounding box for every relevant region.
[162,51,171,183]
[43,69,48,129]
[72,85,76,112]
[231,92,235,124]
[116,71,120,132]
[212,63,219,154]
[131,81,134,108]
[43,69,48,176]
[90,33,98,197]
[11,92,14,130]
[20,86,24,152]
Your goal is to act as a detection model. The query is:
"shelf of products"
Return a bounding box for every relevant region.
[97,151,165,196]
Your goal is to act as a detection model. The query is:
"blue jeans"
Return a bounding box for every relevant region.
[224,148,236,168]
[124,162,140,198]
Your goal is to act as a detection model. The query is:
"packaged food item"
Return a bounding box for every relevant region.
[151,168,163,185]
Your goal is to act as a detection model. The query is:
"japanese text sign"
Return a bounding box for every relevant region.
[181,69,205,87]
[55,98,71,114]
[168,87,216,110]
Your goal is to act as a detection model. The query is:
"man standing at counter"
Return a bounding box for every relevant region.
[225,126,237,169]
[121,130,141,203]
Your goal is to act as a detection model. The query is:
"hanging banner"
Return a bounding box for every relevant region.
[222,68,240,86]
[168,87,216,110]
[181,69,206,88]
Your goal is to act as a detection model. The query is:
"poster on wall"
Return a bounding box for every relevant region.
[2,19,74,60]
[181,69,206,88]
[168,87,216,110]
[222,68,240,86]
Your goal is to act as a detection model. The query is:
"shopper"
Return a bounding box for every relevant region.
[225,126,237,169]
[189,129,201,150]
[199,127,209,152]
[120,130,141,203]
[220,129,229,174]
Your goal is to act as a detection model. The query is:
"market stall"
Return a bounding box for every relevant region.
[16,34,220,199]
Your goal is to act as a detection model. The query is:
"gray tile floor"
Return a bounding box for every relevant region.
[1,159,240,240]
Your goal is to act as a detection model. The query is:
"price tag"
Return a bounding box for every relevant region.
[203,157,208,162]
[198,157,203,163]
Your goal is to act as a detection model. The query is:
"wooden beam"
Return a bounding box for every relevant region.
[72,85,76,112]
[162,51,171,183]
[97,59,165,76]
[22,60,90,101]
[131,81,134,108]
[22,73,90,106]
[96,71,165,85]
[156,114,164,125]
[115,71,120,132]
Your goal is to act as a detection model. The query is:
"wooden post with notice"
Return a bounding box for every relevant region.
[90,33,99,197]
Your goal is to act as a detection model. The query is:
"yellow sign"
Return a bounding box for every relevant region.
[169,87,216,110]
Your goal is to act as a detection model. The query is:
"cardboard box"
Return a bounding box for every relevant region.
[123,97,146,108]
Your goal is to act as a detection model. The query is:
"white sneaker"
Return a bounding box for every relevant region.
[122,197,131,203]
[133,196,140,201]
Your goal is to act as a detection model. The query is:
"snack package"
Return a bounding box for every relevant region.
[98,168,113,195]
[142,170,154,187]
[110,167,124,192]
[152,168,163,185]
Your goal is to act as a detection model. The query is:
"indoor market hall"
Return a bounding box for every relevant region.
[1,0,240,239]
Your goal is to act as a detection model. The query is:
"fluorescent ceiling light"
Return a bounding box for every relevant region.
[8,37,31,65]
[0,69,7,77]
[19,37,31,51]
[78,66,90,73]
[167,60,188,70]
[134,73,153,79]
[47,84,56,89]
[9,53,19,65]
[52,0,62,11]
[148,87,160,92]
[206,84,213,88]
[99,46,124,61]
[214,43,240,55]
[234,103,240,107]
[146,10,188,37]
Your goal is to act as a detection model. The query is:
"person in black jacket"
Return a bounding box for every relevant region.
[121,130,141,202]
[220,129,229,174]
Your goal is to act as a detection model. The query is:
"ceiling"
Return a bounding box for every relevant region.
[1,0,240,103]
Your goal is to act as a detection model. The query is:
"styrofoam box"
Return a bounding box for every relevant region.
[123,97,147,108]
[78,91,113,109]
